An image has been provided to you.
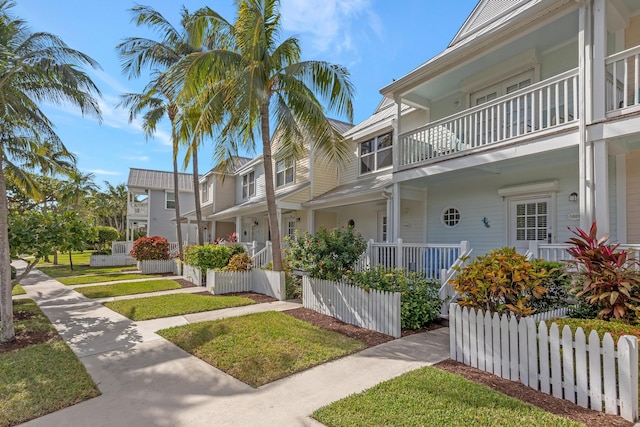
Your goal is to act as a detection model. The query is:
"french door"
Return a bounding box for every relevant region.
[509,196,553,253]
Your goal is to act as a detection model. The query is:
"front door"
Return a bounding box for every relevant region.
[509,196,553,253]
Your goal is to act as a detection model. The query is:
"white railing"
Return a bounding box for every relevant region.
[207,269,285,300]
[606,45,640,113]
[438,246,473,316]
[112,241,134,256]
[359,239,470,280]
[252,241,272,268]
[89,254,136,267]
[399,69,579,168]
[128,202,148,217]
[219,240,257,257]
[168,242,179,258]
[449,304,638,422]
[302,276,401,338]
[528,242,640,264]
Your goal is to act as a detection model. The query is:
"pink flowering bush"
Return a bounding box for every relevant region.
[130,236,170,260]
[284,226,366,280]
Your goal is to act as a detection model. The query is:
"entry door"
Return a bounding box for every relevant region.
[509,196,552,253]
[377,211,387,243]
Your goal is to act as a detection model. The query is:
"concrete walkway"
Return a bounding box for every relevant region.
[17,267,451,427]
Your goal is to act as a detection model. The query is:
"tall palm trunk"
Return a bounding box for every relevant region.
[170,120,184,261]
[260,102,283,271]
[0,152,16,342]
[192,145,204,245]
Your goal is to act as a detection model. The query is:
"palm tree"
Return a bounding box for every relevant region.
[0,1,101,343]
[117,5,202,256]
[63,169,97,212]
[178,0,354,270]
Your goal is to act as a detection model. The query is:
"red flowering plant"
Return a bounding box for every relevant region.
[284,226,366,280]
[130,236,171,260]
[567,222,640,323]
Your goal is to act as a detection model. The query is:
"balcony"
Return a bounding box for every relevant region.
[128,202,148,218]
[398,69,580,170]
[606,45,640,114]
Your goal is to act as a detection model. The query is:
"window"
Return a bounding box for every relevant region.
[276,159,294,187]
[286,219,296,237]
[242,171,255,199]
[515,201,548,241]
[165,192,175,209]
[442,207,461,227]
[360,132,393,174]
[201,181,209,202]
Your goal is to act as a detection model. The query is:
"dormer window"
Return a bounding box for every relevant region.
[360,132,392,174]
[242,171,255,199]
[276,158,294,187]
[201,180,209,202]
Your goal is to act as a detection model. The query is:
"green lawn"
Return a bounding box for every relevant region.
[39,264,131,279]
[104,293,255,321]
[11,284,26,296]
[0,300,100,427]
[313,366,581,427]
[59,273,157,286]
[75,279,183,299]
[158,311,366,387]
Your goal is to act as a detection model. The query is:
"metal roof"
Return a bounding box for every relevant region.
[344,101,413,140]
[303,173,393,208]
[127,168,195,192]
[328,118,354,135]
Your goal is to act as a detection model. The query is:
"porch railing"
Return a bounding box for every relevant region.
[606,45,640,113]
[252,241,272,268]
[128,202,148,217]
[398,69,579,169]
[527,242,640,265]
[219,240,257,257]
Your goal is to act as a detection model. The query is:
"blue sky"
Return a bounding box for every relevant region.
[13,0,478,187]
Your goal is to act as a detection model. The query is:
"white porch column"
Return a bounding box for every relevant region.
[307,209,314,234]
[616,154,627,243]
[592,0,606,122]
[186,218,191,245]
[578,0,592,230]
[211,220,217,241]
[593,140,609,235]
[392,183,401,242]
[235,215,242,240]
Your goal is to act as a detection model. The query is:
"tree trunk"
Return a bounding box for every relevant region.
[260,102,283,271]
[171,125,184,261]
[0,153,15,342]
[192,145,204,246]
[53,250,58,265]
[69,251,73,270]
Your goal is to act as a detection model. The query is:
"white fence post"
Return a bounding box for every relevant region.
[397,238,403,270]
[528,241,539,259]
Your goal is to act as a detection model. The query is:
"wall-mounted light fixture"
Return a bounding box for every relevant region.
[569,192,578,202]
[296,217,301,222]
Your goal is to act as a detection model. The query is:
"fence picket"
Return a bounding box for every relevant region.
[550,323,562,399]
[463,308,470,365]
[526,318,538,389]
[603,333,617,414]
[492,313,501,376]
[477,312,485,371]
[618,336,639,422]
[484,311,492,374]
[575,328,588,408]
[449,304,457,360]
[518,319,528,386]
[588,330,603,412]
[509,316,519,381]
[562,325,575,403]
[456,305,464,362]
[500,314,510,379]
[469,309,478,368]
[539,321,550,394]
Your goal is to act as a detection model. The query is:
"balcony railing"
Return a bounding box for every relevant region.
[128,202,148,217]
[606,45,640,113]
[398,69,579,169]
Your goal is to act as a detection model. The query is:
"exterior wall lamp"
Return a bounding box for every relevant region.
[569,192,578,202]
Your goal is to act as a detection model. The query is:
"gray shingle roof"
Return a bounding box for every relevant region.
[127,168,194,192]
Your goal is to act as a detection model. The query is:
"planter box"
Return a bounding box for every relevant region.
[206,270,285,300]
[137,259,177,274]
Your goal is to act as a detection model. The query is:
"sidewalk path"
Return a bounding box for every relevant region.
[17,266,451,427]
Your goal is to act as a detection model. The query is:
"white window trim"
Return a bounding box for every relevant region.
[276,159,295,188]
[201,181,210,203]
[441,206,461,228]
[242,171,256,199]
[358,132,393,176]
[165,191,175,210]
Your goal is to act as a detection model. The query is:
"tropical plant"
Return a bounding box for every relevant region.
[284,226,367,281]
[566,222,640,322]
[117,5,201,258]
[529,260,571,313]
[183,244,233,274]
[0,1,101,342]
[348,267,442,330]
[451,247,550,318]
[130,236,171,261]
[178,0,354,271]
[226,253,253,271]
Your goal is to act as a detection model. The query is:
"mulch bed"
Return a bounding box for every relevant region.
[436,359,633,427]
[283,307,395,347]
[0,331,56,354]
[223,292,278,304]
[174,279,197,288]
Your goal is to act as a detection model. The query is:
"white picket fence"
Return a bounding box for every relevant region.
[182,263,203,286]
[206,269,285,300]
[449,304,639,421]
[138,259,177,274]
[89,254,136,267]
[302,277,401,338]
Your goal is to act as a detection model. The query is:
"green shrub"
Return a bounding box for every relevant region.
[348,267,441,330]
[226,253,253,271]
[89,226,120,250]
[227,244,246,258]
[184,244,233,274]
[285,272,303,299]
[92,248,112,255]
[530,260,571,313]
[129,236,170,261]
[284,226,367,280]
[451,247,550,318]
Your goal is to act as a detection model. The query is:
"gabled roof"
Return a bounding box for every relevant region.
[344,100,413,141]
[127,168,194,192]
[328,118,354,135]
[303,173,393,208]
[450,0,535,47]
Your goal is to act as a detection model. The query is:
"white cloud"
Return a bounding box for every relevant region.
[123,155,150,161]
[88,169,121,176]
[280,0,381,58]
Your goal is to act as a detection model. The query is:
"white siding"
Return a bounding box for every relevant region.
[314,211,337,232]
[336,201,386,242]
[540,39,579,80]
[399,198,426,243]
[214,175,236,212]
[312,154,338,197]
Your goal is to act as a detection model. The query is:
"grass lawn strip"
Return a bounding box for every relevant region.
[313,366,581,427]
[11,284,26,296]
[158,311,366,387]
[0,300,99,427]
[39,265,132,279]
[104,293,255,321]
[58,273,159,286]
[75,279,182,298]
